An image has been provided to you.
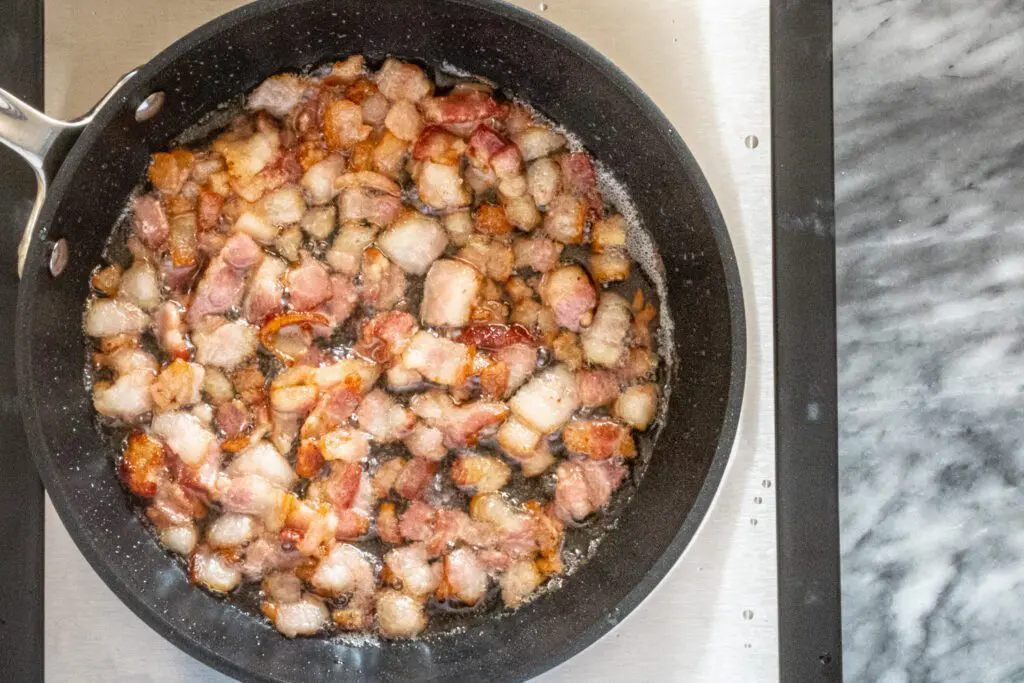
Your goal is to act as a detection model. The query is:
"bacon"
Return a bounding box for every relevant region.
[472,202,512,237]
[400,331,473,387]
[119,431,166,498]
[580,292,632,368]
[322,274,359,327]
[226,441,297,490]
[455,323,535,350]
[384,544,442,596]
[300,385,361,440]
[558,152,598,198]
[150,359,205,412]
[421,91,498,124]
[196,191,225,232]
[399,500,437,541]
[355,311,419,364]
[493,343,538,394]
[420,259,482,327]
[191,544,242,594]
[372,132,409,179]
[334,171,402,198]
[402,422,447,461]
[193,319,258,370]
[301,154,346,205]
[356,389,415,443]
[323,462,363,511]
[187,259,244,324]
[310,543,376,602]
[247,74,308,119]
[93,371,154,422]
[384,99,424,141]
[327,222,376,275]
[513,235,563,273]
[512,126,566,161]
[526,157,561,207]
[244,256,287,325]
[216,400,250,437]
[319,428,370,464]
[442,548,489,605]
[84,298,150,338]
[375,589,427,639]
[542,194,586,244]
[323,98,371,150]
[457,236,514,283]
[451,454,511,494]
[215,128,280,180]
[148,149,194,195]
[576,369,620,408]
[338,187,402,227]
[376,58,432,102]
[132,194,169,249]
[394,457,436,500]
[554,459,627,522]
[410,391,509,448]
[268,594,329,638]
[416,161,472,210]
[613,383,659,430]
[539,265,597,332]
[499,559,543,608]
[286,255,332,311]
[562,419,636,460]
[378,502,403,544]
[411,126,463,164]
[375,211,449,276]
[466,125,506,167]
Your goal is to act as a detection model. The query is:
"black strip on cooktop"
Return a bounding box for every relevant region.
[0,0,44,681]
[771,0,842,681]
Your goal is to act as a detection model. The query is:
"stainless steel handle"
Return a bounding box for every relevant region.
[0,71,136,276]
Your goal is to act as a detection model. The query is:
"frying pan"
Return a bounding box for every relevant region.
[0,0,745,680]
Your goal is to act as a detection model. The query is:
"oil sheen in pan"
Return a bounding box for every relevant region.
[83,57,677,644]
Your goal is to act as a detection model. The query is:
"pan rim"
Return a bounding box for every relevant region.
[15,0,747,680]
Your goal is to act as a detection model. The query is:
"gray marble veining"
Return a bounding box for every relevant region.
[837,1,1024,681]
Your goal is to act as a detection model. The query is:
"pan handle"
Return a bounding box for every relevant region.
[0,71,136,277]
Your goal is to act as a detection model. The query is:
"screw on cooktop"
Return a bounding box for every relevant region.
[49,238,68,277]
[135,91,166,122]
[742,609,754,620]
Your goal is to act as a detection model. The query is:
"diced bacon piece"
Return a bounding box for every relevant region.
[132,195,169,249]
[84,298,150,338]
[240,535,303,581]
[562,419,636,460]
[467,124,506,167]
[377,211,449,275]
[227,441,297,489]
[150,359,205,411]
[443,210,473,247]
[473,203,512,237]
[376,58,432,102]
[263,571,302,606]
[91,263,122,297]
[191,544,242,594]
[215,129,280,179]
[416,161,472,210]
[286,255,332,311]
[118,259,161,312]
[312,358,381,394]
[356,389,415,442]
[490,145,523,179]
[614,383,659,430]
[590,250,631,284]
[148,149,194,195]
[327,222,377,275]
[410,391,510,448]
[356,311,419,364]
[576,369,620,407]
[311,543,376,600]
[457,236,513,283]
[394,457,436,500]
[494,343,538,394]
[372,131,409,179]
[455,324,535,350]
[513,235,563,273]
[193,319,258,369]
[428,508,499,556]
[300,385,360,440]
[323,274,359,326]
[376,589,427,639]
[387,365,423,391]
[581,292,632,368]
[501,192,542,232]
[412,126,463,164]
[338,187,402,227]
[526,157,561,207]
[95,345,158,376]
[500,559,544,608]
[451,454,511,494]
[323,55,364,85]
[559,152,598,197]
[295,440,325,479]
[359,248,408,310]
[554,458,627,522]
[384,544,442,596]
[220,232,263,270]
[119,431,166,498]
[420,259,482,327]
[400,331,472,387]
[498,172,528,198]
[247,74,307,119]
[384,99,424,141]
[269,594,329,638]
[591,214,627,251]
[320,428,371,464]
[464,164,497,194]
[300,206,337,240]
[512,126,566,162]
[207,513,258,549]
[421,91,497,124]
[378,502,402,544]
[216,399,249,436]
[93,371,154,421]
[160,525,198,556]
[233,210,279,244]
[398,500,437,541]
[402,422,447,461]
[540,264,597,332]
[543,194,586,244]
[496,416,541,458]
[323,99,371,150]
[361,91,390,126]
[151,410,216,466]
[508,364,580,434]
[244,256,287,325]
[301,154,346,205]
[334,171,402,197]
[187,259,244,324]
[443,548,488,605]
[260,186,307,227]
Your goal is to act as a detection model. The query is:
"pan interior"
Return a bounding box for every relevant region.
[15,1,744,681]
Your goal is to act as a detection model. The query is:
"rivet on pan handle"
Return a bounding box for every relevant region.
[0,70,136,277]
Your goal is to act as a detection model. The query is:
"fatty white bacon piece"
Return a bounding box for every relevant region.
[376,58,432,102]
[456,235,514,283]
[327,222,377,275]
[355,389,415,443]
[215,128,280,180]
[190,544,242,594]
[119,259,161,312]
[384,544,442,597]
[132,194,169,250]
[94,365,156,422]
[420,259,482,327]
[442,547,489,605]
[442,210,473,247]
[416,161,472,210]
[160,525,198,556]
[512,126,566,162]
[526,157,561,208]
[319,428,371,464]
[193,319,258,370]
[301,154,347,206]
[451,454,511,494]
[312,358,381,394]
[95,345,158,377]
[614,383,659,430]
[151,410,216,466]
[355,311,419,364]
[311,543,376,600]
[259,185,307,226]
[410,391,509,448]
[576,369,620,408]
[285,254,332,311]
[323,98,371,150]
[299,383,360,442]
[384,99,424,141]
[246,74,308,119]
[359,247,408,310]
[267,594,329,638]
[153,301,190,360]
[499,559,544,608]
[217,474,290,529]
[376,211,449,275]
[492,343,538,396]
[375,589,427,639]
[580,292,632,368]
[300,205,337,240]
[554,458,627,523]
[513,235,563,273]
[501,192,541,232]
[402,422,447,461]
[540,264,596,332]
[542,194,586,245]
[338,187,403,227]
[226,441,297,489]
[243,255,287,325]
[84,298,150,338]
[206,513,259,550]
[400,331,472,387]
[508,364,580,434]
[562,419,636,460]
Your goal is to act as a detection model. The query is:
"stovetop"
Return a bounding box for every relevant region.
[0,1,839,681]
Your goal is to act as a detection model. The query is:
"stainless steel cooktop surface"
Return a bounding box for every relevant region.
[43,1,775,680]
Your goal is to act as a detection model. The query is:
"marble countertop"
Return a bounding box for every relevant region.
[837,1,1024,681]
